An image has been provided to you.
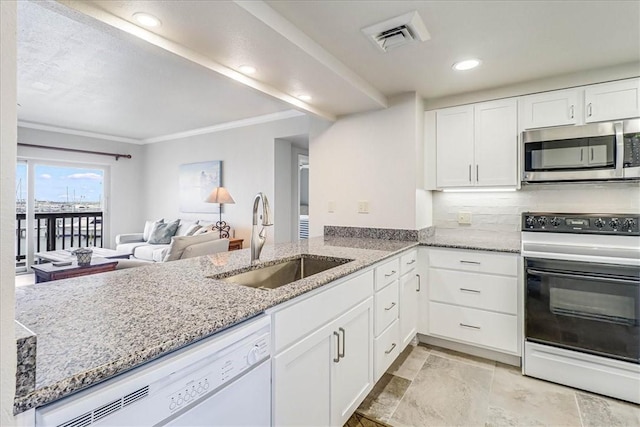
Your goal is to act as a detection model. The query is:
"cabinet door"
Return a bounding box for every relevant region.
[436,105,474,187]
[332,298,373,427]
[474,99,518,187]
[522,89,579,129]
[585,78,640,123]
[399,272,419,349]
[416,248,429,335]
[273,322,334,427]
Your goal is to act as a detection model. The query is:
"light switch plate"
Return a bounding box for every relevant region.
[328,201,335,213]
[458,211,472,224]
[358,200,369,214]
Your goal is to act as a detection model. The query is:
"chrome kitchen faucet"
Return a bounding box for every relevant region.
[250,192,272,263]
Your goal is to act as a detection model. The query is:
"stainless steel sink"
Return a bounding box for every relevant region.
[218,255,352,290]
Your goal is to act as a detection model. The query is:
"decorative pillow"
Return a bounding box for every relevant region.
[175,220,200,237]
[147,220,180,244]
[193,224,218,235]
[143,219,163,241]
[163,232,220,262]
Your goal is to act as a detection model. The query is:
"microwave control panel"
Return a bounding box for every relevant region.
[623,133,640,168]
[523,213,640,235]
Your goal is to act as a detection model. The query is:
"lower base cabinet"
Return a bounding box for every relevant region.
[273,297,374,427]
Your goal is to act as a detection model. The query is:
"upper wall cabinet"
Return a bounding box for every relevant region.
[522,88,580,129]
[522,78,640,130]
[436,99,518,188]
[584,79,640,123]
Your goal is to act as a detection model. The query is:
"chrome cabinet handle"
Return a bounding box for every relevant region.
[406,259,416,265]
[333,331,340,362]
[459,260,480,265]
[468,164,472,182]
[384,302,397,311]
[591,147,594,161]
[476,164,479,182]
[580,148,584,162]
[460,288,480,294]
[384,270,396,277]
[416,274,421,292]
[587,102,593,117]
[338,327,345,358]
[569,105,575,119]
[385,343,397,354]
[459,323,481,330]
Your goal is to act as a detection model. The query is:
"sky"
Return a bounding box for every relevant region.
[16,163,104,203]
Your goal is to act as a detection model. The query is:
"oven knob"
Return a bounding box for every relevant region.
[623,218,636,230]
[550,217,561,227]
[525,216,536,227]
[594,218,605,228]
[537,217,547,227]
[609,218,620,229]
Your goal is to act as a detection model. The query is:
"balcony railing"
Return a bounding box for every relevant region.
[15,212,103,264]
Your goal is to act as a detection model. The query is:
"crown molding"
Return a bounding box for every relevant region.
[18,121,143,144]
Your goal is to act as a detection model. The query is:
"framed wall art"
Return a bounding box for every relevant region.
[179,160,222,213]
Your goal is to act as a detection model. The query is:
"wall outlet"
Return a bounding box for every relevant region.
[328,200,335,213]
[357,200,369,214]
[457,211,472,224]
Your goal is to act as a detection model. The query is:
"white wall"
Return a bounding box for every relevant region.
[433,183,640,232]
[274,139,292,243]
[310,93,427,236]
[1,2,17,424]
[142,115,309,244]
[17,128,145,248]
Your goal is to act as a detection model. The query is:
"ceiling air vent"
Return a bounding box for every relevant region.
[362,11,430,52]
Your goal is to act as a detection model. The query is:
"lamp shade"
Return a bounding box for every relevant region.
[205,187,235,204]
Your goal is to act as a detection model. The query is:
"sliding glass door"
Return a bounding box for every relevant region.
[15,160,106,272]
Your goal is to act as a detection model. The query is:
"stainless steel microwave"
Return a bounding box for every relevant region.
[522,118,640,183]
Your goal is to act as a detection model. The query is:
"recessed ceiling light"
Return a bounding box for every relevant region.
[238,65,256,75]
[297,94,312,101]
[133,12,161,27]
[452,59,481,71]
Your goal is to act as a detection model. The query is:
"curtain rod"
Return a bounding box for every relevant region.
[17,143,132,160]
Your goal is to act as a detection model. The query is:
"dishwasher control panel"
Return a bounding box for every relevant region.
[166,331,270,413]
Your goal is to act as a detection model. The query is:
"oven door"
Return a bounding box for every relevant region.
[525,258,639,363]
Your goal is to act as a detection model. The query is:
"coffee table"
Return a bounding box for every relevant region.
[31,258,119,283]
[35,247,130,264]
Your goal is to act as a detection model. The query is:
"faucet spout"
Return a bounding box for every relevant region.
[251,192,273,263]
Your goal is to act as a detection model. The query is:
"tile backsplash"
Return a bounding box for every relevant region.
[433,182,640,232]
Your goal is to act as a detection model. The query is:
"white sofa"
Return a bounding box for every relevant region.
[115,219,230,262]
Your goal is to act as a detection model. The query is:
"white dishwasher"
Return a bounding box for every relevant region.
[36,315,271,427]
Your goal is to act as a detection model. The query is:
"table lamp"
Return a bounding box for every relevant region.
[205,187,235,238]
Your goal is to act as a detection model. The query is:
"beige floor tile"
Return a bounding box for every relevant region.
[386,344,430,381]
[576,391,640,427]
[427,345,497,370]
[486,363,582,426]
[389,354,494,427]
[357,373,411,423]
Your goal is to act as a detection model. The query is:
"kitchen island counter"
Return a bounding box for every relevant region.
[14,236,417,414]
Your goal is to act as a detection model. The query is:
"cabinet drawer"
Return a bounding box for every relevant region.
[375,280,399,336]
[375,258,400,291]
[374,320,400,382]
[428,302,518,354]
[400,250,418,275]
[429,269,517,314]
[429,248,518,276]
[272,270,374,353]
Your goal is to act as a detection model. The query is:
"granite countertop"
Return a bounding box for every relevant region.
[420,228,521,253]
[14,236,417,414]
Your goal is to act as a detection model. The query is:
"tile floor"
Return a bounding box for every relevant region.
[347,344,640,427]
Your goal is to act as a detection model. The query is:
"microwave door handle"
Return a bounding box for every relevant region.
[526,268,638,285]
[615,121,624,177]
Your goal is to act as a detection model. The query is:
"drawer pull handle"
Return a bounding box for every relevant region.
[459,288,480,294]
[416,274,421,292]
[385,343,397,354]
[333,331,341,363]
[406,259,416,265]
[384,302,397,311]
[338,327,346,358]
[384,270,397,277]
[459,260,480,265]
[459,323,481,330]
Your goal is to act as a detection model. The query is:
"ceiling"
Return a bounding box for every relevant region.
[17,0,640,143]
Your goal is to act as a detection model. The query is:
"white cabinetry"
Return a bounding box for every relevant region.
[399,250,418,349]
[522,88,580,129]
[427,248,520,355]
[272,271,374,427]
[585,78,640,123]
[373,257,400,381]
[436,99,518,188]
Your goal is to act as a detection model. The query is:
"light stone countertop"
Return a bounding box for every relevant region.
[14,236,417,414]
[419,228,521,253]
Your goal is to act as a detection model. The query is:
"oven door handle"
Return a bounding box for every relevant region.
[614,121,624,178]
[527,268,638,285]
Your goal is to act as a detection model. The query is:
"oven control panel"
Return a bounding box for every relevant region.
[523,213,640,235]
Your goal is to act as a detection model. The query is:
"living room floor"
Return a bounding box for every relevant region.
[15,273,35,287]
[346,344,640,427]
